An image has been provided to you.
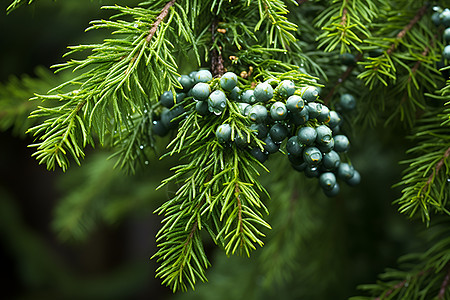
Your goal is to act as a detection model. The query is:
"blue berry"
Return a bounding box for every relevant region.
[443,45,450,60]
[444,28,450,43]
[195,70,213,83]
[263,136,279,154]
[334,135,350,152]
[208,90,227,115]
[340,94,356,111]
[249,105,268,123]
[292,161,308,172]
[192,82,211,100]
[160,91,175,108]
[346,170,361,186]
[304,166,320,178]
[318,138,334,153]
[322,150,341,170]
[317,105,331,123]
[286,95,304,112]
[195,101,209,115]
[249,123,268,139]
[235,132,249,148]
[440,8,450,27]
[290,107,309,126]
[254,82,274,102]
[216,124,232,143]
[269,123,288,143]
[286,136,303,156]
[315,125,333,145]
[277,80,296,98]
[288,153,304,165]
[298,127,317,146]
[161,106,184,129]
[237,103,251,116]
[178,75,194,92]
[270,102,288,121]
[220,72,238,91]
[306,102,323,119]
[303,146,322,166]
[432,11,441,26]
[301,86,319,102]
[328,111,342,128]
[152,120,168,136]
[250,147,268,164]
[241,89,257,104]
[319,172,337,191]
[337,163,354,181]
[323,182,340,197]
[230,86,241,101]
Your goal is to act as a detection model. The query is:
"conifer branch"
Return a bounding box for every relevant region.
[146,0,176,43]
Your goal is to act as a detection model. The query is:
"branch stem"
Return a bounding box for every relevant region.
[146,0,176,43]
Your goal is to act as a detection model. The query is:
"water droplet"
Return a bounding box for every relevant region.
[139,145,144,149]
[134,23,139,28]
[145,161,149,165]
[338,78,343,83]
[144,109,148,113]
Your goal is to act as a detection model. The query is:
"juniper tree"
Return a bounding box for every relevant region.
[2,0,450,299]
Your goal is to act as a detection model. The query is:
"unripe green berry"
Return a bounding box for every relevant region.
[304,166,320,178]
[301,86,319,102]
[249,105,268,123]
[241,89,257,104]
[208,90,227,115]
[323,182,340,197]
[303,146,322,166]
[334,135,350,152]
[152,120,168,137]
[440,8,450,27]
[270,102,288,121]
[178,75,194,92]
[337,163,354,181]
[290,107,309,126]
[346,170,361,186]
[328,111,342,128]
[318,138,334,153]
[249,123,268,139]
[195,69,213,83]
[220,72,238,91]
[192,82,211,100]
[286,136,303,156]
[230,86,241,101]
[322,150,341,170]
[319,172,337,191]
[306,102,323,119]
[432,11,441,26]
[254,82,274,102]
[250,147,268,164]
[269,123,288,143]
[340,94,356,111]
[298,126,317,146]
[216,123,232,143]
[317,105,331,123]
[235,131,249,148]
[277,80,296,98]
[315,125,333,145]
[161,106,184,129]
[263,136,279,154]
[160,91,175,108]
[195,101,209,115]
[286,95,304,112]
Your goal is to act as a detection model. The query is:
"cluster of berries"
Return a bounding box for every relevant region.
[432,7,450,60]
[152,69,360,197]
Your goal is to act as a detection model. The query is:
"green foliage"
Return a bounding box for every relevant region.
[7,0,35,13]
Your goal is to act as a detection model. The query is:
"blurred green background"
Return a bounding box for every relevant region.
[0,1,426,299]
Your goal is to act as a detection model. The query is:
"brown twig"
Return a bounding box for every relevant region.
[425,147,450,188]
[438,265,450,299]
[235,184,243,234]
[296,0,308,4]
[375,269,431,300]
[211,17,225,77]
[146,0,176,43]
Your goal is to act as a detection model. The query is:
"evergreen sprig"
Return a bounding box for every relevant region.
[7,0,35,13]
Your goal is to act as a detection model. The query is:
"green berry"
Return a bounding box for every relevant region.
[230,86,241,101]
[346,170,361,186]
[322,150,341,170]
[195,101,209,115]
[337,163,354,181]
[290,107,309,126]
[298,126,317,146]
[241,89,257,104]
[216,123,232,143]
[160,91,175,108]
[208,90,227,115]
[249,105,268,123]
[270,102,288,121]
[444,28,450,43]
[286,136,303,156]
[152,120,168,137]
[176,92,186,103]
[340,94,356,111]
[432,11,441,26]
[195,70,213,83]
[192,82,211,100]
[440,8,450,27]
[286,95,304,112]
[318,138,334,153]
[303,146,322,166]
[317,105,331,123]
[443,45,450,60]
[319,172,337,191]
[263,136,279,154]
[315,125,333,145]
[249,123,268,139]
[291,161,308,172]
[304,166,320,178]
[277,80,296,98]
[328,111,342,128]
[323,182,340,197]
[178,75,194,92]
[254,82,274,102]
[250,147,268,164]
[161,106,184,129]
[306,102,323,119]
[237,103,251,116]
[301,86,319,102]
[334,135,350,152]
[235,132,249,148]
[220,72,238,91]
[269,123,288,143]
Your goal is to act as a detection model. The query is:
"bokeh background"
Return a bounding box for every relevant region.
[0,1,426,299]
